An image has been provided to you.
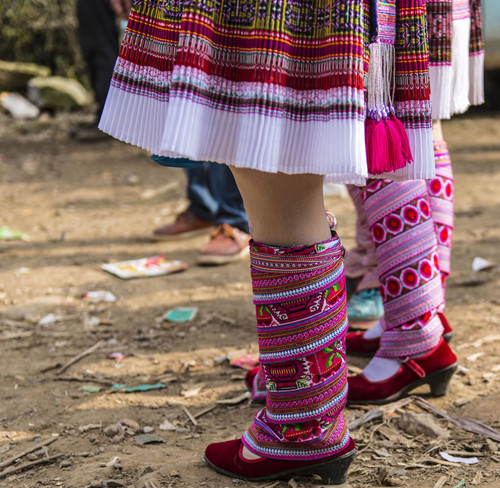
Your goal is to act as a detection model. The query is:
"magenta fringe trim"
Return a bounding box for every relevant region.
[365,115,413,175]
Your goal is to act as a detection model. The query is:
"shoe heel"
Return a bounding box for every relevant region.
[428,365,457,397]
[301,449,357,485]
[443,331,454,343]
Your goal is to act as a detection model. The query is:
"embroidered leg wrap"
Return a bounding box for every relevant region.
[361,180,444,358]
[427,140,454,293]
[345,185,379,291]
[242,221,350,460]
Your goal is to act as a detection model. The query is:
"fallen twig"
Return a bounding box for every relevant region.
[216,391,251,405]
[263,482,280,488]
[0,454,63,479]
[1,319,31,328]
[424,456,464,467]
[0,437,58,469]
[358,421,389,454]
[432,475,448,488]
[40,363,63,373]
[348,408,383,430]
[140,181,177,200]
[194,405,217,420]
[181,406,198,426]
[56,340,106,375]
[413,396,500,442]
[445,450,488,457]
[52,375,114,386]
[0,331,33,341]
[353,395,500,442]
[379,396,415,413]
[146,373,178,385]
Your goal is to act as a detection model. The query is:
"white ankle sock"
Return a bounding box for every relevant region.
[241,445,263,461]
[363,317,384,339]
[362,345,432,381]
[362,356,401,382]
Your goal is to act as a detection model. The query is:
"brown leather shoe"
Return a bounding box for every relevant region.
[197,224,250,265]
[153,209,212,240]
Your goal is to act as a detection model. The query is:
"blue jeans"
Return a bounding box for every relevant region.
[186,163,249,233]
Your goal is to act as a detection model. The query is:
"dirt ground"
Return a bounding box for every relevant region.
[0,111,500,488]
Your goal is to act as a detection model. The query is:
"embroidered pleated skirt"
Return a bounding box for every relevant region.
[99,0,436,184]
[428,0,484,120]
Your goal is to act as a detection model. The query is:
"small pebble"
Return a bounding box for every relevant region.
[126,173,140,185]
[120,419,140,431]
[110,434,125,444]
[104,424,121,437]
[103,481,125,488]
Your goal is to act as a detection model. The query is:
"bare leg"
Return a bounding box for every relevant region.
[228,168,350,461]
[432,119,444,140]
[230,168,331,246]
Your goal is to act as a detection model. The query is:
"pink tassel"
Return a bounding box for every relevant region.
[385,118,405,171]
[365,118,375,171]
[365,118,376,150]
[366,119,390,175]
[391,115,413,163]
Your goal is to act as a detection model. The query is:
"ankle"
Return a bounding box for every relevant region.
[363,317,384,339]
[241,445,263,461]
[362,356,401,382]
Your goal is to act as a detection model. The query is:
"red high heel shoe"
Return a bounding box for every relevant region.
[245,366,265,398]
[204,437,357,483]
[245,366,260,388]
[346,312,454,357]
[347,338,458,405]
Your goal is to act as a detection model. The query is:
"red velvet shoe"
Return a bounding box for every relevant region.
[245,366,260,389]
[245,366,266,403]
[440,313,454,342]
[205,438,357,483]
[347,338,458,405]
[345,331,381,357]
[346,312,454,357]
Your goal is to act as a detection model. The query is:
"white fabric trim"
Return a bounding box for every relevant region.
[100,86,372,184]
[430,65,453,120]
[450,17,472,115]
[469,52,485,106]
[161,91,368,184]
[100,86,435,184]
[377,127,436,181]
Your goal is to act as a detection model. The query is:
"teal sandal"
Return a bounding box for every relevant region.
[347,288,383,322]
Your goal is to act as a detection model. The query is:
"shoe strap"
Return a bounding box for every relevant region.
[211,223,238,240]
[401,358,426,378]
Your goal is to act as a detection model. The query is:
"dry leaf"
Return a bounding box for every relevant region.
[181,384,204,398]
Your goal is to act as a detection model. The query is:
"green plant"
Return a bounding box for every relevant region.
[0,0,86,80]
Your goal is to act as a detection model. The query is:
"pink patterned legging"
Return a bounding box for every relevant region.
[346,140,454,357]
